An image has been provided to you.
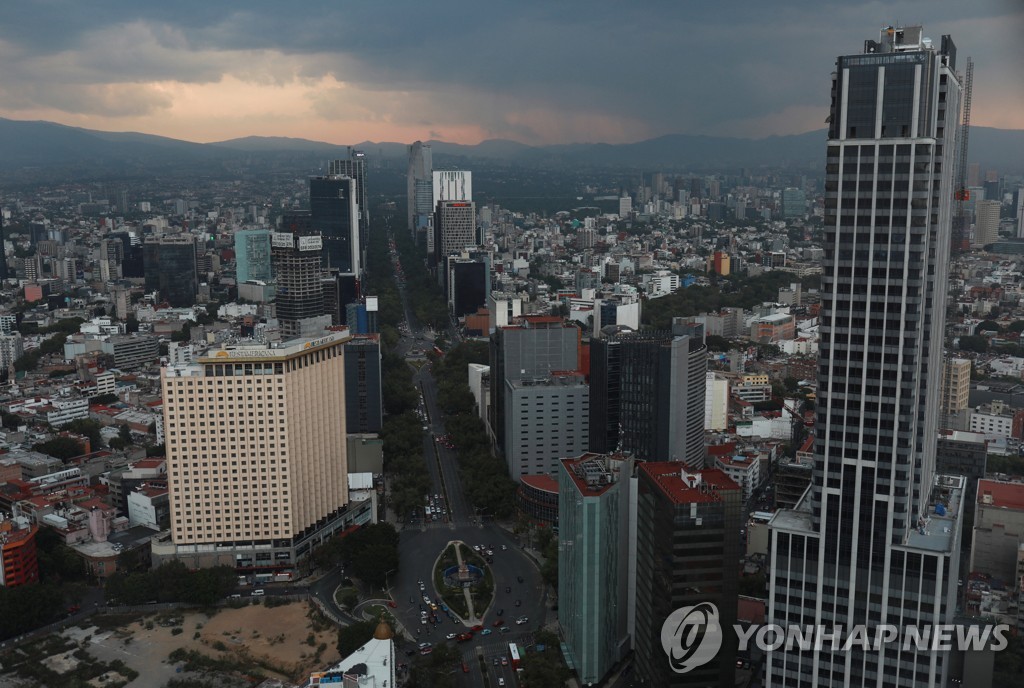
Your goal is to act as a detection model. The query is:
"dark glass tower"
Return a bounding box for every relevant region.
[310,176,360,276]
[143,235,198,307]
[768,26,965,687]
[589,323,707,465]
[329,150,368,271]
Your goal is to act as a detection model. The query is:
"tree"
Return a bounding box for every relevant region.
[520,648,571,688]
[976,320,1002,334]
[337,620,377,657]
[118,423,133,444]
[125,316,140,333]
[958,335,989,354]
[34,436,85,461]
[65,418,104,449]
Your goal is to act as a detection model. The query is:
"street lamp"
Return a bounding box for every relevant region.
[383,568,397,594]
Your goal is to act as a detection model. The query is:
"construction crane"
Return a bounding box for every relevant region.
[952,58,974,253]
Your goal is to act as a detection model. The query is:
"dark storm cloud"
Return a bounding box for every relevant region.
[0,0,1020,140]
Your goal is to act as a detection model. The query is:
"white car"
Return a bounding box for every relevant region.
[515,616,529,625]
[501,545,508,551]
[423,596,431,605]
[446,633,456,640]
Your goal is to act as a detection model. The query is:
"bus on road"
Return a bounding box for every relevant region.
[508,642,521,669]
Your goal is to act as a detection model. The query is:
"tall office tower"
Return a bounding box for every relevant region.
[1017,187,1024,238]
[973,199,1000,247]
[310,175,360,277]
[504,372,590,476]
[634,464,742,688]
[558,453,635,686]
[329,149,369,270]
[343,335,383,434]
[489,316,581,448]
[432,200,477,269]
[0,215,8,281]
[782,187,808,218]
[432,170,473,206]
[143,235,198,307]
[768,26,965,687]
[432,170,473,262]
[235,229,272,283]
[589,321,708,465]
[272,212,331,339]
[407,141,433,238]
[446,254,488,317]
[158,331,351,570]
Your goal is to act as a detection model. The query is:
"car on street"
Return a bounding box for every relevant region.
[498,678,505,686]
[493,619,505,627]
[481,629,493,635]
[497,608,504,616]
[516,576,524,583]
[418,642,431,649]
[500,626,510,633]
[446,633,457,640]
[472,624,484,631]
[501,657,509,666]
[515,599,521,607]
[493,657,500,666]
[501,545,508,551]
[505,586,511,593]
[516,616,529,625]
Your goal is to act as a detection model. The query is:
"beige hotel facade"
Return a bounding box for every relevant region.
[153,331,354,570]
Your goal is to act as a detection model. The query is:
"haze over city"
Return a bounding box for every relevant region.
[0,0,1021,146]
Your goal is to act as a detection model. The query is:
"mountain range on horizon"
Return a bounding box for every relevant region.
[1,116,1023,178]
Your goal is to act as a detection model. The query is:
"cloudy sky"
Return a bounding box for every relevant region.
[0,1,1021,146]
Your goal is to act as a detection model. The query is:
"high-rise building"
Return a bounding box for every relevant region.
[768,26,965,687]
[310,175,360,277]
[634,464,742,688]
[1015,187,1024,238]
[143,235,198,307]
[490,316,581,447]
[589,321,708,465]
[447,255,488,318]
[782,187,808,219]
[158,331,351,569]
[343,335,382,435]
[0,215,8,282]
[234,229,273,283]
[973,199,1000,247]
[558,453,634,685]
[433,170,473,207]
[432,201,477,268]
[329,149,368,270]
[504,372,589,476]
[941,357,971,417]
[407,141,433,238]
[272,212,331,339]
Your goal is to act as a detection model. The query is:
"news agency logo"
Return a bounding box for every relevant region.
[660,602,723,674]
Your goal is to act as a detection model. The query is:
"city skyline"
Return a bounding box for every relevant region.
[0,1,1020,146]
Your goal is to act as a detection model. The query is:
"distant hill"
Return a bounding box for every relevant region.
[1,117,1023,177]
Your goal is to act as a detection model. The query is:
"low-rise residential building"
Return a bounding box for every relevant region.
[972,479,1024,583]
[716,454,761,503]
[969,400,1024,440]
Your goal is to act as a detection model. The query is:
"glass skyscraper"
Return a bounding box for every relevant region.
[768,26,965,687]
[310,175,360,277]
